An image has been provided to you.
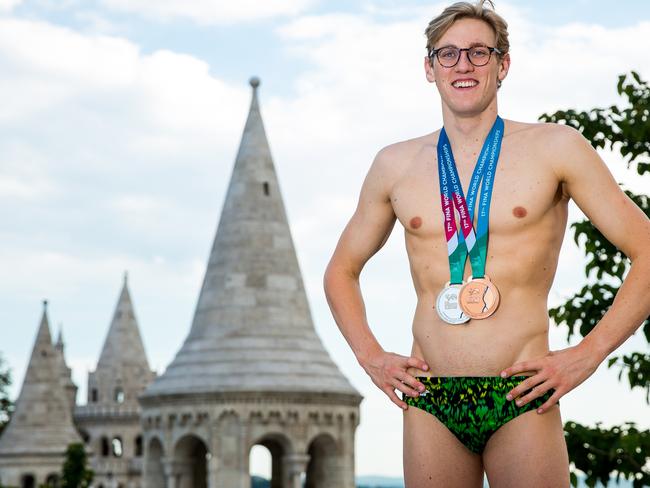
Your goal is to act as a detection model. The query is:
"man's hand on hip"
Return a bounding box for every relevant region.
[361,350,430,410]
[500,345,600,414]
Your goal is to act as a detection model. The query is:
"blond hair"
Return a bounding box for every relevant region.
[424,0,509,57]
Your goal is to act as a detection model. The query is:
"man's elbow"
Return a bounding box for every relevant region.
[323,258,359,297]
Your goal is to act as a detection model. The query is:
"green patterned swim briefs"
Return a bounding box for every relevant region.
[402,376,555,454]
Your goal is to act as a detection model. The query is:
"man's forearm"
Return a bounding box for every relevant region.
[578,253,650,362]
[323,264,384,367]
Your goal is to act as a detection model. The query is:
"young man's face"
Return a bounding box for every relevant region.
[424,17,510,117]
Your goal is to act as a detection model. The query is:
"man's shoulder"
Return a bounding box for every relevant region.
[505,119,583,147]
[373,132,438,170]
[505,119,594,188]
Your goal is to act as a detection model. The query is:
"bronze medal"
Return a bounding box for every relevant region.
[458,275,500,319]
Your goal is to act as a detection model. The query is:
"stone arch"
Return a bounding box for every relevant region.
[173,433,209,488]
[78,428,90,445]
[249,431,293,488]
[21,473,36,488]
[45,473,60,487]
[145,436,165,488]
[304,432,340,488]
[114,386,125,403]
[111,436,124,457]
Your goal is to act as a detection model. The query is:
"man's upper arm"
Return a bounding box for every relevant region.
[329,147,398,277]
[552,125,650,261]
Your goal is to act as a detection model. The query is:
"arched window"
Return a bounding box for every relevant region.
[101,436,110,457]
[135,435,143,457]
[112,436,124,457]
[91,388,98,402]
[263,182,270,196]
[79,429,90,444]
[114,387,125,403]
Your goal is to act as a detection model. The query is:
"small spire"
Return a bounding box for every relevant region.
[249,76,260,91]
[56,324,64,347]
[96,275,151,374]
[123,270,129,285]
[43,299,48,311]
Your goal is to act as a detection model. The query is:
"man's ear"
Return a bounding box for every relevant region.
[424,56,436,83]
[498,52,511,83]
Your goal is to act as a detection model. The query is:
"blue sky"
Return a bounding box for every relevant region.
[1,0,649,478]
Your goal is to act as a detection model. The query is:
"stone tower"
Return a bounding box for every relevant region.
[140,78,362,488]
[0,301,82,488]
[75,274,156,488]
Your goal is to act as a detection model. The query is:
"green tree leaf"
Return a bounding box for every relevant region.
[539,71,649,486]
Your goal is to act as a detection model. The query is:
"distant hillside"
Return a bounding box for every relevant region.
[356,475,404,487]
[251,475,270,487]
[250,475,404,488]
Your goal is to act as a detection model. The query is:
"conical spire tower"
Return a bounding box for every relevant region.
[144,78,357,396]
[84,273,155,407]
[74,275,155,488]
[0,301,81,455]
[140,78,361,488]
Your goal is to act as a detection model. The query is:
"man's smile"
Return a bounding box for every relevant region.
[452,78,479,89]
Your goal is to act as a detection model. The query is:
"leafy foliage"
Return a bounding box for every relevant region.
[0,353,13,435]
[61,443,93,488]
[539,71,650,487]
[540,70,650,176]
[564,422,649,488]
[540,71,650,399]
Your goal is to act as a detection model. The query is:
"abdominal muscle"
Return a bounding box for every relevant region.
[404,263,555,379]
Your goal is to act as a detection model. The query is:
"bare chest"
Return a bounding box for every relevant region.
[391,141,562,240]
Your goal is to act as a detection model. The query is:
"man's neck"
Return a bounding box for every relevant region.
[441,103,499,155]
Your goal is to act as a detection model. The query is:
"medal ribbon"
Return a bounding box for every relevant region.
[437,116,504,284]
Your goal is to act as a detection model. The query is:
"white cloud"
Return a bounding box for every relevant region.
[0,0,21,13]
[99,0,319,25]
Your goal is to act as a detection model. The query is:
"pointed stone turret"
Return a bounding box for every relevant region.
[54,325,78,412]
[84,272,155,407]
[74,274,156,488]
[140,78,361,488]
[0,301,82,485]
[144,77,358,397]
[55,327,64,349]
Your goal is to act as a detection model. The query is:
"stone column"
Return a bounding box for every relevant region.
[340,417,358,488]
[283,453,310,488]
[163,460,191,488]
[207,451,219,488]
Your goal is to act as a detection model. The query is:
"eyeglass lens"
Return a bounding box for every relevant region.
[437,47,492,67]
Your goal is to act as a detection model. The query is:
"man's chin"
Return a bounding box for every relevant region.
[442,98,495,118]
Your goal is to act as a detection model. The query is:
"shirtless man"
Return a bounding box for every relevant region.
[323,1,650,487]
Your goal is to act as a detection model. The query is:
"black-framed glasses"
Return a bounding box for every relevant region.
[428,45,502,68]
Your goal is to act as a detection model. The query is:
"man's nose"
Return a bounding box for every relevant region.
[455,50,474,71]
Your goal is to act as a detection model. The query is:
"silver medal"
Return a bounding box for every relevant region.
[435,283,470,325]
